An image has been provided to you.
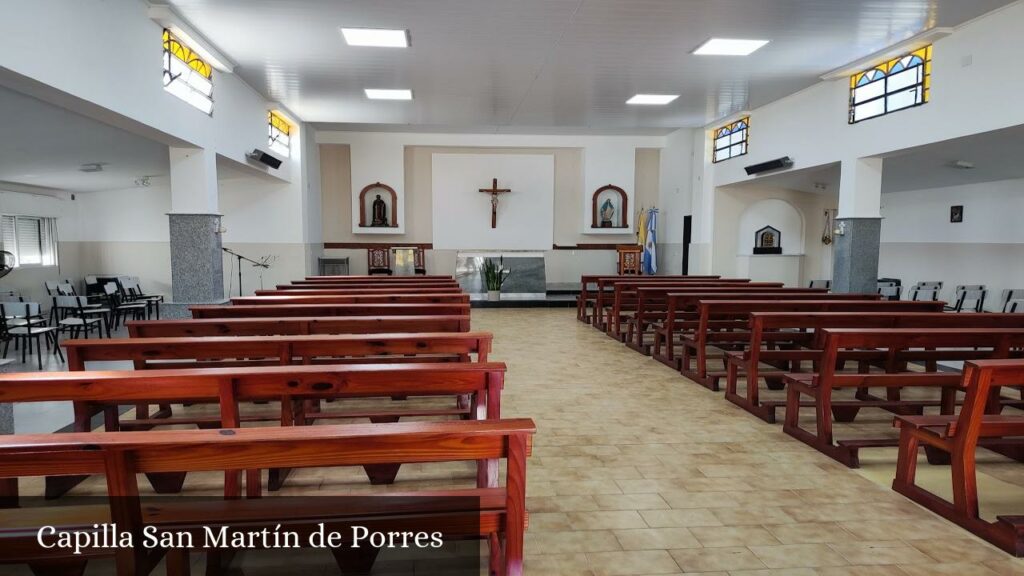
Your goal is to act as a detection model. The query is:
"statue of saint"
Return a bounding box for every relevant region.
[600,198,615,227]
[371,194,388,227]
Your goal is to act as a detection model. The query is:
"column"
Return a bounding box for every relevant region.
[166,147,224,314]
[832,157,883,293]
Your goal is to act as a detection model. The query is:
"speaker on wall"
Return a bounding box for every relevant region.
[744,156,794,176]
[246,149,283,170]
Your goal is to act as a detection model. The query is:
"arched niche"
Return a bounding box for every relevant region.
[591,184,628,229]
[358,182,398,228]
[736,198,804,255]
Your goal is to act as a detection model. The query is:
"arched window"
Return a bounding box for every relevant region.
[712,117,749,163]
[162,29,214,114]
[849,45,931,124]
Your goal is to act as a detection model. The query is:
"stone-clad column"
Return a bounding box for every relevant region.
[164,147,225,317]
[832,157,883,294]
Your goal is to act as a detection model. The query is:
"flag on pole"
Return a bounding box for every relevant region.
[636,205,646,249]
[643,208,658,275]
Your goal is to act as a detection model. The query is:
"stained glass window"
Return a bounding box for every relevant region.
[849,45,931,124]
[163,29,214,114]
[712,117,749,163]
[268,111,291,158]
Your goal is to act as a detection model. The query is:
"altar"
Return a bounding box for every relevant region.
[455,251,546,298]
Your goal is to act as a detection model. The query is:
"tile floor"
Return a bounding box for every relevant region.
[10,308,1024,574]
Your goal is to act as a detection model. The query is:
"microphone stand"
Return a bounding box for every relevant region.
[222,247,270,297]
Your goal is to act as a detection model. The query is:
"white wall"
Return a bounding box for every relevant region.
[709,2,1024,190]
[0,0,289,181]
[879,178,1024,310]
[431,153,555,250]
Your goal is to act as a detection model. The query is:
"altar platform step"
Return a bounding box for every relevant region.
[470,292,577,308]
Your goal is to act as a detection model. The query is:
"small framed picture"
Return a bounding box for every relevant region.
[950,205,963,223]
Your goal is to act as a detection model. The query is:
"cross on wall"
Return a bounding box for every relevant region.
[478,178,511,229]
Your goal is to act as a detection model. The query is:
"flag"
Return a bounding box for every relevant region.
[636,205,646,249]
[643,208,658,275]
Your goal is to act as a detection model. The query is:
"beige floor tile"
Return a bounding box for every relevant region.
[585,550,682,575]
[712,506,797,526]
[639,508,724,528]
[594,493,672,510]
[613,527,701,550]
[689,525,782,548]
[669,546,767,572]
[523,552,594,576]
[828,541,934,566]
[766,523,858,544]
[749,543,849,569]
[909,538,1008,564]
[897,562,1002,575]
[567,510,649,530]
[525,530,622,555]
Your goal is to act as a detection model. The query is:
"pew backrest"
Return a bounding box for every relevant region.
[128,316,472,337]
[190,303,471,319]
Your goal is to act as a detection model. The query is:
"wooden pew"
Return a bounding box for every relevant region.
[65,332,492,371]
[893,359,1024,556]
[292,278,459,285]
[576,274,721,323]
[190,303,471,319]
[0,418,534,576]
[275,281,459,290]
[128,315,471,337]
[3,362,506,497]
[255,287,464,296]
[725,309,1022,422]
[592,277,751,329]
[605,282,796,339]
[783,328,1024,467]
[305,275,455,281]
[623,284,833,350]
[230,293,470,305]
[679,299,939,389]
[650,292,878,371]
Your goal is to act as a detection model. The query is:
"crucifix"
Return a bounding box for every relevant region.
[478,178,512,228]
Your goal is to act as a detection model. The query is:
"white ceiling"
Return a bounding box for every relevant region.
[881,124,1024,193]
[168,0,1015,131]
[0,86,170,193]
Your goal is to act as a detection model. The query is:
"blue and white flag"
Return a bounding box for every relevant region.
[643,207,658,275]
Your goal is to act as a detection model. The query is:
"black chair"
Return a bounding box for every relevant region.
[952,285,987,313]
[0,302,64,369]
[101,282,147,330]
[124,279,164,320]
[809,280,831,290]
[1001,289,1024,313]
[56,295,108,339]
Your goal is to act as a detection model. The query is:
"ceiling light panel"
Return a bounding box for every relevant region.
[694,38,769,56]
[626,94,679,105]
[341,27,409,47]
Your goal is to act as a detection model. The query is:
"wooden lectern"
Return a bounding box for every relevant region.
[617,245,643,275]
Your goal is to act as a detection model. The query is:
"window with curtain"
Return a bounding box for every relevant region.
[1,215,59,267]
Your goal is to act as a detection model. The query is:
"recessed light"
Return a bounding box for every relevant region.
[694,38,769,56]
[365,89,413,100]
[341,27,409,48]
[626,94,679,105]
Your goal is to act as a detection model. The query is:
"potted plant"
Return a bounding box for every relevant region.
[482,257,512,301]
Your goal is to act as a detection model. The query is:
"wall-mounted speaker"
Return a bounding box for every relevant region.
[745,156,794,176]
[246,149,283,170]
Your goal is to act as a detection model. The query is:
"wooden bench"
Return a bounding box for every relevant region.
[255,287,464,296]
[128,315,472,337]
[275,281,460,290]
[230,293,470,305]
[623,285,834,351]
[66,332,492,370]
[305,275,456,281]
[0,419,534,576]
[725,309,1021,422]
[604,282,791,340]
[576,274,721,323]
[190,303,472,319]
[893,359,1024,555]
[647,292,878,372]
[1,362,506,498]
[591,277,751,329]
[677,299,938,389]
[783,328,1024,467]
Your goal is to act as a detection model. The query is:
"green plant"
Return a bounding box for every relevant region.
[482,257,512,291]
